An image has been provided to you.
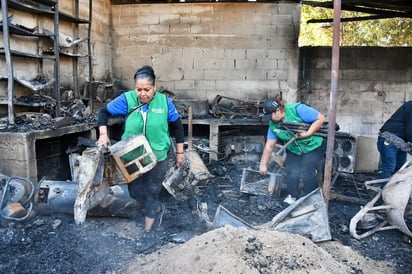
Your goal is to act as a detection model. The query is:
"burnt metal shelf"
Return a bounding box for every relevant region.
[1,101,48,107]
[28,0,57,7]
[59,11,90,24]
[1,0,93,123]
[59,51,88,57]
[182,118,266,126]
[2,0,54,16]
[0,76,55,91]
[0,100,49,107]
[0,48,55,59]
[0,22,53,38]
[42,49,89,58]
[0,95,55,107]
[0,0,57,8]
[1,0,89,24]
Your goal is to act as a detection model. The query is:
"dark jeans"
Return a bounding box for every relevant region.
[128,152,173,218]
[284,141,326,198]
[377,136,407,179]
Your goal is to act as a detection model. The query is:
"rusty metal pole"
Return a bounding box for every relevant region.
[323,0,342,202]
[87,0,93,110]
[1,0,15,125]
[88,0,93,83]
[54,2,61,117]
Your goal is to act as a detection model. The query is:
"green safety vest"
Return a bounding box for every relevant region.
[122,91,171,161]
[269,103,323,155]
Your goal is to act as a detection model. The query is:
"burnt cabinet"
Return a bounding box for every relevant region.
[0,0,91,124]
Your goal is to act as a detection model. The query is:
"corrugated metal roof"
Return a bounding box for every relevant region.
[303,0,412,20]
[111,0,412,20]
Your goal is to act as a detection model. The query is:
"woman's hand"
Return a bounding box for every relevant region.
[97,126,110,148]
[259,164,268,175]
[298,131,310,139]
[175,143,185,167]
[176,153,185,167]
[97,133,110,148]
[259,139,276,175]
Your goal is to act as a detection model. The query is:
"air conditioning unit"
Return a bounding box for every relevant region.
[333,132,357,174]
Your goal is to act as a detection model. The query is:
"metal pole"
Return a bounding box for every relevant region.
[323,0,342,202]
[54,2,61,117]
[87,0,93,110]
[88,0,93,82]
[74,0,79,98]
[1,0,15,125]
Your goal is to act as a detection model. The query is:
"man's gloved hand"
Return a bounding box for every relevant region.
[397,141,412,153]
[381,131,411,152]
[404,142,412,153]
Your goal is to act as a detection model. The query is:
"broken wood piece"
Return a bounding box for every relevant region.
[329,192,368,205]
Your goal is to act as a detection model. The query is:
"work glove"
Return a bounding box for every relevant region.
[397,141,412,153]
[381,131,412,152]
[404,142,412,153]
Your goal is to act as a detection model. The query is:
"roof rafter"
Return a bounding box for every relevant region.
[303,0,412,22]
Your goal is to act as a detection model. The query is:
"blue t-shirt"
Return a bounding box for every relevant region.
[267,103,319,140]
[107,93,180,122]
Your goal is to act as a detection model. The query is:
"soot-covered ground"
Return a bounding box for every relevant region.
[1,160,411,274]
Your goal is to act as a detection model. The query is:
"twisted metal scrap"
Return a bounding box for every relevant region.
[211,95,261,119]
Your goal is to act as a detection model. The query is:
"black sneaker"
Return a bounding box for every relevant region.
[136,230,158,254]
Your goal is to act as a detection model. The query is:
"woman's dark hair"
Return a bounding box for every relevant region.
[134,65,156,84]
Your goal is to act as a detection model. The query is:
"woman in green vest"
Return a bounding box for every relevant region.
[97,65,185,253]
[259,97,326,198]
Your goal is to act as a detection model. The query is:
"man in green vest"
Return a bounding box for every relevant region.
[259,97,326,198]
[97,65,185,253]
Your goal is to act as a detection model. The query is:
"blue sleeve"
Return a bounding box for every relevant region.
[167,97,180,122]
[296,104,319,123]
[266,127,277,140]
[107,93,128,116]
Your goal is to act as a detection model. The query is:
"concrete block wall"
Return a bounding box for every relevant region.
[110,3,301,103]
[299,47,412,137]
